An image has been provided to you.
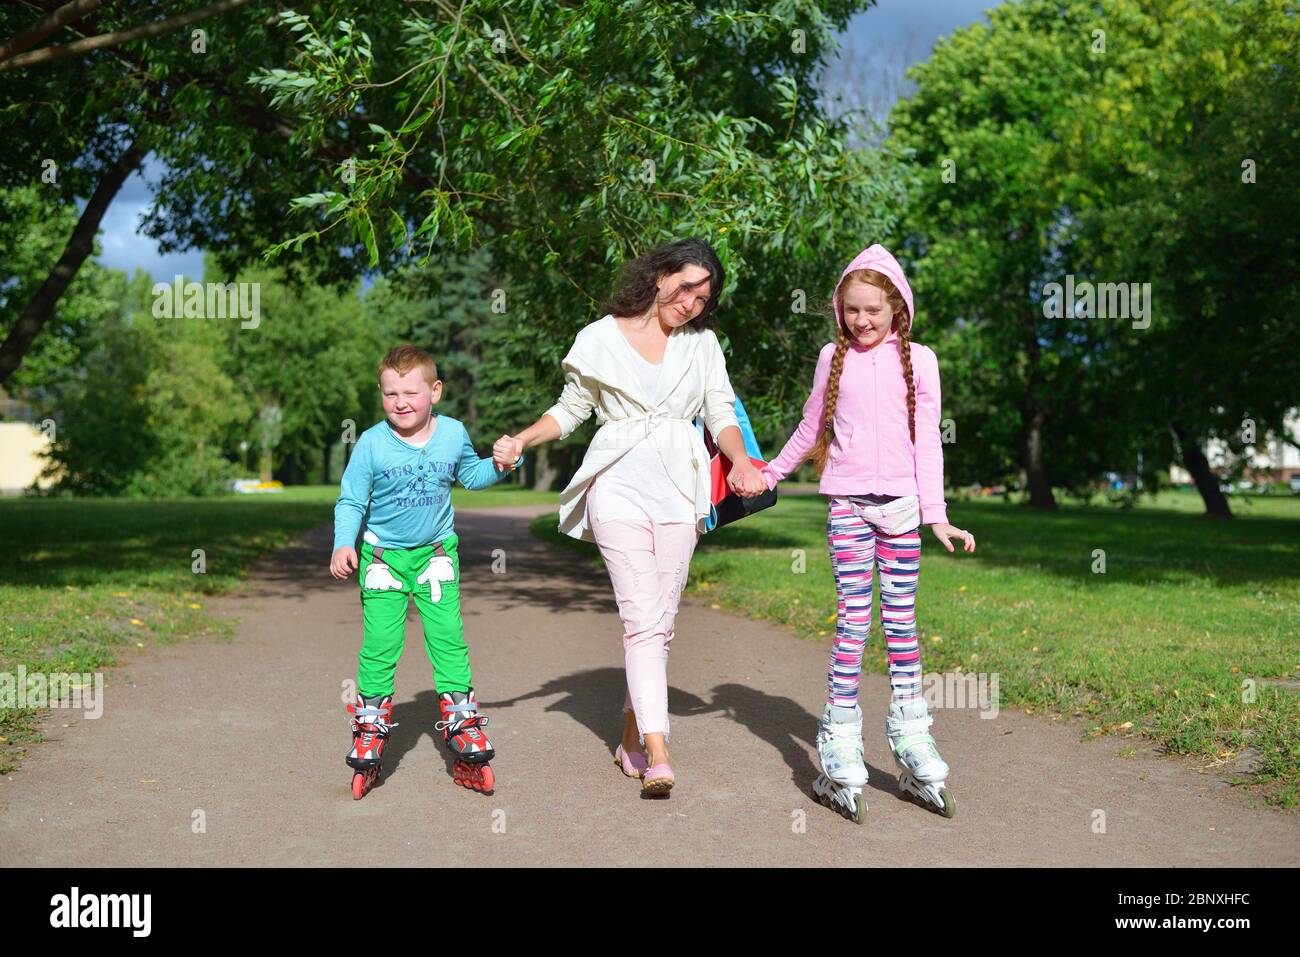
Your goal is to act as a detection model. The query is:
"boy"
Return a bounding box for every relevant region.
[331,345,522,798]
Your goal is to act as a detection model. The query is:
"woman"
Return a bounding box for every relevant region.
[492,238,767,794]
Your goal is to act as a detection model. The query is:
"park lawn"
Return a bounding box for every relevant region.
[0,482,552,771]
[531,491,1300,809]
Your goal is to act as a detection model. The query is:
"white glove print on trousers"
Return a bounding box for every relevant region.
[363,562,403,591]
[417,555,456,602]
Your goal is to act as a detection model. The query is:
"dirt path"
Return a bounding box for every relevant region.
[1,506,1295,867]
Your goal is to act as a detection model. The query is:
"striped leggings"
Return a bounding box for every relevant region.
[826,496,922,708]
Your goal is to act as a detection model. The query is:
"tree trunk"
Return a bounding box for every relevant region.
[0,139,146,384]
[1173,422,1232,518]
[532,443,561,491]
[1022,402,1055,509]
[1017,295,1055,509]
[321,440,332,485]
[274,452,306,486]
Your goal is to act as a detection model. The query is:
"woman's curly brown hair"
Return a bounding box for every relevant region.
[600,237,724,330]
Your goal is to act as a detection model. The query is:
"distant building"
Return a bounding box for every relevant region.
[1169,410,1300,486]
[0,392,58,494]
[0,425,56,495]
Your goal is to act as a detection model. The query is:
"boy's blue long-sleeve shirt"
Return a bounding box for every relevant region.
[333,416,520,552]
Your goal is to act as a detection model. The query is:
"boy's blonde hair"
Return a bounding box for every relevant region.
[378,345,438,385]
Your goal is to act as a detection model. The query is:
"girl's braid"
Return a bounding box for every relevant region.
[897,310,916,444]
[810,327,851,475]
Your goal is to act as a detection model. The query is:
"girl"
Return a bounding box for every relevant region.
[762,244,975,822]
[492,238,767,795]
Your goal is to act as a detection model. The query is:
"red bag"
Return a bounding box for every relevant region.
[700,422,778,531]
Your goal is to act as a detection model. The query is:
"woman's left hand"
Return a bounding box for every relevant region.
[727,459,768,498]
[931,523,975,553]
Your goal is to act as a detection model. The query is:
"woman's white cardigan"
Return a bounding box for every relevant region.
[543,314,741,541]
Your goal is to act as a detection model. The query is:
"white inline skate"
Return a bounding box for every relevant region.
[885,698,955,818]
[812,703,869,824]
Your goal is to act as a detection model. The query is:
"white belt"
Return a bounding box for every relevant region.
[602,411,696,445]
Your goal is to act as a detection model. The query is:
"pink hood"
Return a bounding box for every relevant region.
[833,244,915,334]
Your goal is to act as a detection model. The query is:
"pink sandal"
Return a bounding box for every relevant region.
[641,763,674,795]
[614,744,648,778]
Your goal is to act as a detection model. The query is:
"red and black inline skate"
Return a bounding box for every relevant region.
[436,689,495,793]
[346,693,395,800]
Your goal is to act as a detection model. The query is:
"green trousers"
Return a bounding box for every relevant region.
[356,536,471,697]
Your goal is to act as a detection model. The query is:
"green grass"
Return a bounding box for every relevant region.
[531,491,1300,809]
[0,482,552,771]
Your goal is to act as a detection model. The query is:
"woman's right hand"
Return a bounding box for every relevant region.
[492,434,525,470]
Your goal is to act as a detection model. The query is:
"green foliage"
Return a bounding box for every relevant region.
[131,309,250,496]
[215,256,380,481]
[39,272,249,496]
[1058,0,1300,466]
[889,0,1299,497]
[0,188,124,404]
[38,298,155,495]
[250,0,907,444]
[363,250,558,452]
[890,0,1130,492]
[2,1,907,481]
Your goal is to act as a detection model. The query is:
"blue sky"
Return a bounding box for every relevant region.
[93,0,997,283]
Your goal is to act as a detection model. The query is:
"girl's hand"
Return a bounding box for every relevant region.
[492,434,524,471]
[930,523,975,553]
[727,458,767,498]
[331,546,358,579]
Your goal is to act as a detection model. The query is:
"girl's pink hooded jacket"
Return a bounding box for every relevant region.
[761,244,949,525]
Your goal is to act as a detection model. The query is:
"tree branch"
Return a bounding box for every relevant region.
[0,0,255,72]
[0,138,146,384]
[0,0,105,64]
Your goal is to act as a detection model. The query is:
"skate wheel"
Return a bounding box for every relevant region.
[938,788,956,819]
[813,778,865,824]
[453,761,494,794]
[851,795,867,824]
[351,771,368,801]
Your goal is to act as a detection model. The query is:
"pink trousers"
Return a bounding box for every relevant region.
[586,483,700,737]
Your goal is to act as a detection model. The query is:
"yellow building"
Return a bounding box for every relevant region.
[0,420,57,494]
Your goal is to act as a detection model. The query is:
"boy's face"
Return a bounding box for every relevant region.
[379,366,440,430]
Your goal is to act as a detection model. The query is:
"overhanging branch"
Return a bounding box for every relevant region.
[0,0,256,72]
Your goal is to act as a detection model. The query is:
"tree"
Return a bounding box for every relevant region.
[40,266,250,496]
[0,1,378,384]
[887,0,1299,514]
[1058,0,1300,516]
[0,187,124,404]
[249,1,910,444]
[215,258,381,485]
[888,0,1114,508]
